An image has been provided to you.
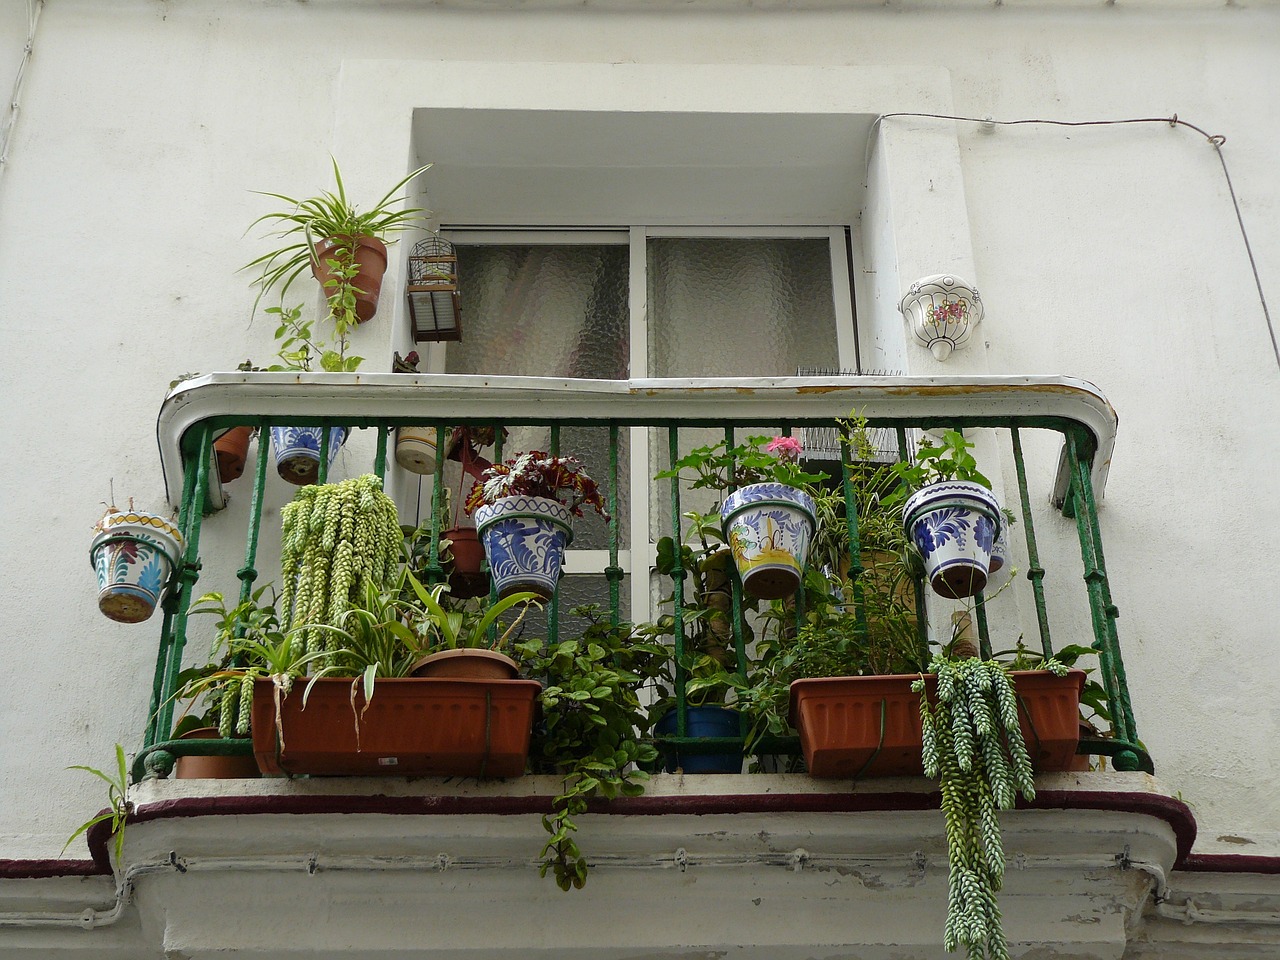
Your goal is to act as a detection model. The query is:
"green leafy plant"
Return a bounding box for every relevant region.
[62,744,131,863]
[399,569,539,654]
[517,607,667,891]
[913,654,1069,960]
[243,158,431,332]
[656,434,828,495]
[886,429,992,507]
[264,303,363,373]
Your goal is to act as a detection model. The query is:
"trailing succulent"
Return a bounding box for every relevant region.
[279,474,402,661]
[914,654,1069,960]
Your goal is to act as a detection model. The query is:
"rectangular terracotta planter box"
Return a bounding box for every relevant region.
[251,677,542,778]
[788,670,1085,779]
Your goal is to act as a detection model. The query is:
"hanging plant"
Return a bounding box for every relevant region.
[279,474,402,660]
[913,654,1069,960]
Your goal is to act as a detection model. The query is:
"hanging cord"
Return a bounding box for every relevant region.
[873,112,1278,372]
[0,0,44,185]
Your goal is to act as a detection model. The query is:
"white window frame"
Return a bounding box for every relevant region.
[435,225,857,624]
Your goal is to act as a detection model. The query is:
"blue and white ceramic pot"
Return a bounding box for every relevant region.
[270,426,348,485]
[903,481,1001,599]
[90,511,184,624]
[719,483,817,600]
[473,495,574,600]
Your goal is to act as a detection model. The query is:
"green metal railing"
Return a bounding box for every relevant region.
[134,373,1151,781]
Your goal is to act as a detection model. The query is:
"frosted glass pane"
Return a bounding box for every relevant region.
[447,245,629,378]
[647,238,838,377]
[445,246,629,549]
[517,575,632,641]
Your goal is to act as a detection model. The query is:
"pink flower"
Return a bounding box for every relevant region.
[764,436,802,461]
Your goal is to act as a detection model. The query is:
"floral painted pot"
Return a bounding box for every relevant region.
[719,483,817,600]
[270,426,348,485]
[394,426,439,475]
[90,511,184,623]
[473,496,573,600]
[903,481,1001,599]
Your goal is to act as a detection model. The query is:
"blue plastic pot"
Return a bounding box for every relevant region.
[654,706,742,774]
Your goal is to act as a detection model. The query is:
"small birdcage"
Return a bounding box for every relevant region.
[406,236,462,342]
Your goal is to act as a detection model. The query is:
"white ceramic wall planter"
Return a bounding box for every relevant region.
[899,274,983,361]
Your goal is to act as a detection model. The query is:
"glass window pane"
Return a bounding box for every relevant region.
[647,238,839,377]
[447,244,629,379]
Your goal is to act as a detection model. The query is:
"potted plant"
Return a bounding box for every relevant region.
[253,573,542,778]
[464,451,609,599]
[244,157,431,328]
[90,502,184,624]
[516,606,667,891]
[263,304,361,484]
[887,429,1002,599]
[657,435,828,600]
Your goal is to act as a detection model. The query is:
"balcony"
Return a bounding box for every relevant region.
[103,372,1183,958]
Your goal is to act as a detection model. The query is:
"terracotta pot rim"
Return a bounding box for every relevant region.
[409,648,520,678]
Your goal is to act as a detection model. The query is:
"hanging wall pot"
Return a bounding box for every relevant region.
[719,483,817,600]
[90,509,184,623]
[270,426,348,485]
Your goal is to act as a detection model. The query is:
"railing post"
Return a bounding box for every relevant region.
[1009,427,1054,659]
[1066,429,1142,772]
[666,426,687,738]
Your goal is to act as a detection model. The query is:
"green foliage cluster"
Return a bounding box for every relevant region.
[886,429,992,506]
[516,608,667,890]
[279,474,402,660]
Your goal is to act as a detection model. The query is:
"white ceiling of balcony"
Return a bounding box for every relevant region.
[411,108,873,227]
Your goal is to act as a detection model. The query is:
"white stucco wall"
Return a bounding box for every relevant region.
[0,0,1277,863]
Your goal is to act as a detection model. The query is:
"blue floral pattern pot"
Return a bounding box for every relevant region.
[903,481,1001,599]
[719,483,817,600]
[90,511,184,623]
[473,496,574,599]
[270,426,348,485]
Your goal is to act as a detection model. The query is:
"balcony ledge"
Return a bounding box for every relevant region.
[90,772,1180,958]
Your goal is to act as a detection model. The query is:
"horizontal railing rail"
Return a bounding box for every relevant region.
[136,374,1148,782]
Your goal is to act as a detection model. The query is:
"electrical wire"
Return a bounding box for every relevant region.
[872,112,1278,372]
[0,0,44,184]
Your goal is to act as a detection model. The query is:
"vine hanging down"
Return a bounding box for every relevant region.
[914,655,1069,960]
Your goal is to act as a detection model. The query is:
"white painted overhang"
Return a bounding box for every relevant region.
[80,772,1182,958]
[156,373,1118,510]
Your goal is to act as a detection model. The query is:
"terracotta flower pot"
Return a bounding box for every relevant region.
[410,649,520,680]
[90,510,184,623]
[213,426,254,484]
[443,525,489,599]
[251,676,541,777]
[173,727,260,780]
[311,235,388,323]
[789,669,1085,779]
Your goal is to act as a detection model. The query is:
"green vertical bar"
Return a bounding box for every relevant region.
[1067,431,1139,755]
[897,426,930,663]
[154,424,212,743]
[143,448,202,750]
[667,426,687,738]
[547,424,560,646]
[426,424,447,587]
[606,424,622,630]
[236,428,272,607]
[316,427,332,484]
[1010,428,1053,658]
[724,426,748,712]
[839,422,868,641]
[373,425,389,481]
